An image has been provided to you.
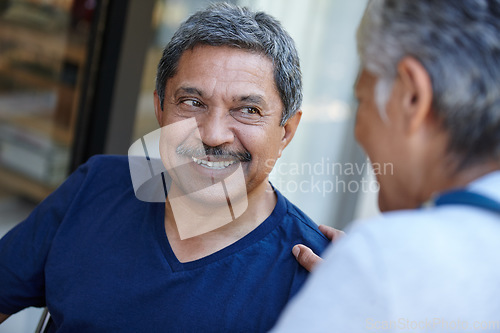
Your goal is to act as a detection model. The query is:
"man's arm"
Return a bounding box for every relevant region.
[292,225,344,271]
[0,313,10,324]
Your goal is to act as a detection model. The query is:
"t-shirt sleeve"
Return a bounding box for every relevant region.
[271,227,390,332]
[0,161,90,315]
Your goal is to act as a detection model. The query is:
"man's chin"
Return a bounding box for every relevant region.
[168,162,249,215]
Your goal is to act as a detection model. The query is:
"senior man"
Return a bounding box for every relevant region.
[0,3,328,332]
[278,0,500,331]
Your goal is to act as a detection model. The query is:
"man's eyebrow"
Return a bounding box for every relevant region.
[237,95,267,107]
[174,86,204,98]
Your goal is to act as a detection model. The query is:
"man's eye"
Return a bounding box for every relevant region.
[230,107,263,124]
[181,99,203,107]
[241,107,260,115]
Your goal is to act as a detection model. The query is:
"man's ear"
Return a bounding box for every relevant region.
[278,110,302,158]
[396,57,433,134]
[154,90,163,126]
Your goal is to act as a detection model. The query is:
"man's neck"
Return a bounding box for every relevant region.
[163,181,277,263]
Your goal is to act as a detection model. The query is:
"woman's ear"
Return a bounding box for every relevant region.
[396,56,433,134]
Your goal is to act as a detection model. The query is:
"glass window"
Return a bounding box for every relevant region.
[0,0,96,224]
[0,1,97,330]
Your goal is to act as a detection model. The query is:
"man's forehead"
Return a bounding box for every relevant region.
[171,47,272,79]
[163,46,280,102]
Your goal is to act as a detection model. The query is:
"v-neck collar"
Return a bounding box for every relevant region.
[153,188,288,272]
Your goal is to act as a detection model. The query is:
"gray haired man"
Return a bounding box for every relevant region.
[279,0,500,331]
[0,3,328,331]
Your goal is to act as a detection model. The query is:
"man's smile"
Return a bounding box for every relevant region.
[191,156,238,169]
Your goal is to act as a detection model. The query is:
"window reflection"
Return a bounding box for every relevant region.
[0,0,95,201]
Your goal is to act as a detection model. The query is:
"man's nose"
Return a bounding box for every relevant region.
[197,109,234,147]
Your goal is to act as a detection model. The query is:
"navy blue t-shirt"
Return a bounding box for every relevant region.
[0,155,329,332]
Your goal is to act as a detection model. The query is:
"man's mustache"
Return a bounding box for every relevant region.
[176,143,252,162]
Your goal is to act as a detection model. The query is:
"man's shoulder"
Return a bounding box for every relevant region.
[70,155,133,195]
[83,154,129,170]
[79,154,130,180]
[275,189,330,251]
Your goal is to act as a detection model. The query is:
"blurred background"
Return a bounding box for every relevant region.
[0,0,376,331]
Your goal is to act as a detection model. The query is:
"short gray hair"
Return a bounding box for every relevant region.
[155,2,302,126]
[358,0,500,167]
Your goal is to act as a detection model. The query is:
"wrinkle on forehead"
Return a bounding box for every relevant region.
[173,45,278,104]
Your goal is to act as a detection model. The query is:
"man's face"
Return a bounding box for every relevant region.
[155,45,295,203]
[354,69,414,212]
